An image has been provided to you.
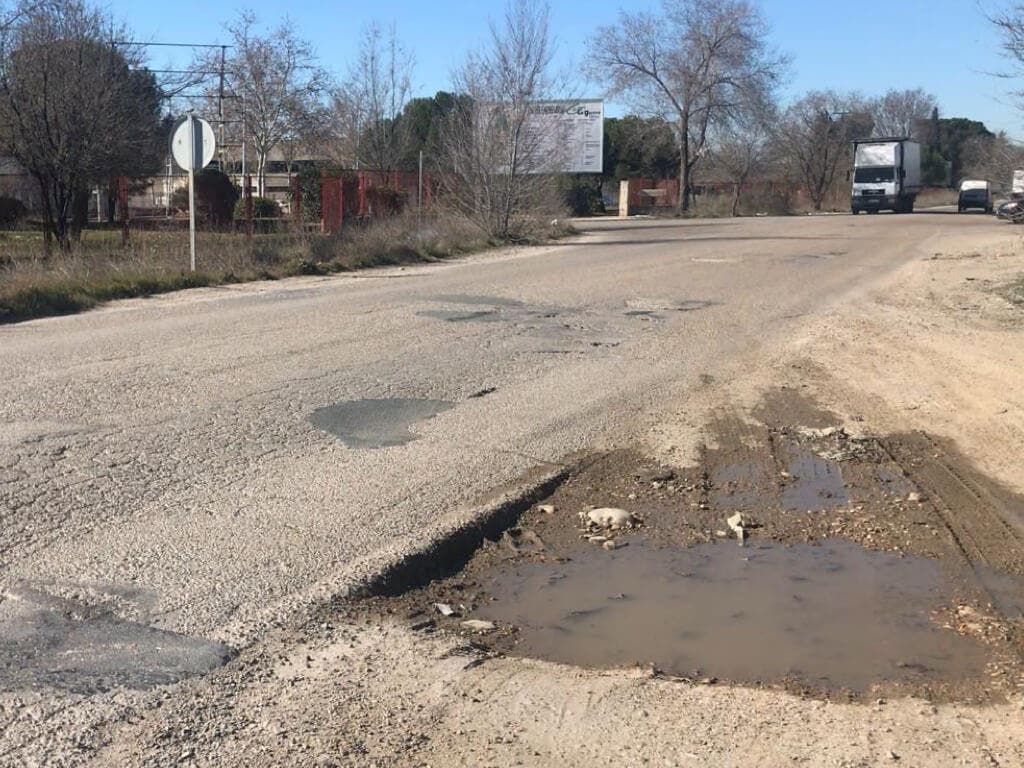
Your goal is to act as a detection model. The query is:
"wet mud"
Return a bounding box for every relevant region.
[353,389,1024,702]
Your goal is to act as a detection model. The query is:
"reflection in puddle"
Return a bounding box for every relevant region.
[478,540,987,691]
[781,446,849,510]
[309,398,454,449]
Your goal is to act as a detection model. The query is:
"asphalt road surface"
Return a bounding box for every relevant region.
[0,212,1005,713]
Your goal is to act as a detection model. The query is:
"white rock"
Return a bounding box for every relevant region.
[537,504,556,514]
[727,513,747,544]
[461,619,496,632]
[434,603,455,617]
[580,507,636,529]
[602,539,617,551]
[907,492,925,503]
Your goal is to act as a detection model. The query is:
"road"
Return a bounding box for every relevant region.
[0,211,1015,764]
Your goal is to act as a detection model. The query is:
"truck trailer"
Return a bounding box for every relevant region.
[850,138,921,214]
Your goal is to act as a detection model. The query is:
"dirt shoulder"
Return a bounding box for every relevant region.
[782,227,1024,497]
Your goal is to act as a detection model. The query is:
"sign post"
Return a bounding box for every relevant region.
[171,115,216,271]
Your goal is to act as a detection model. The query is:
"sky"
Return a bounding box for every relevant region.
[114,0,1024,138]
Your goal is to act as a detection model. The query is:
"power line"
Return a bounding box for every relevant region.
[113,40,229,49]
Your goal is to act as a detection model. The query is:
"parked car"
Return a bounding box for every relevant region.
[958,180,993,213]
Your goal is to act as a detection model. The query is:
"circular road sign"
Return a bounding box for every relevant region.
[171,116,216,171]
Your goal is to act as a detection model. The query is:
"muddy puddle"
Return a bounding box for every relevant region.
[309,398,453,449]
[477,539,987,692]
[353,390,1024,701]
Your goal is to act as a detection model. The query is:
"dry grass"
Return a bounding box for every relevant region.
[0,214,574,324]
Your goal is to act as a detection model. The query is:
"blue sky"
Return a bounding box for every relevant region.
[115,0,1023,138]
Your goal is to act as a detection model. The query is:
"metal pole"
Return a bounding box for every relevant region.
[188,115,197,272]
[240,96,246,188]
[418,150,423,232]
[218,45,226,172]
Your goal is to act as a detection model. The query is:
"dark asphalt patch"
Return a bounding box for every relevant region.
[416,309,503,323]
[0,587,232,695]
[310,398,455,449]
[430,294,524,307]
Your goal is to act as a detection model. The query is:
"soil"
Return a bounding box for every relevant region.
[353,389,1024,704]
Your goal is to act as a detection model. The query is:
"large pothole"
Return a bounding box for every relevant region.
[475,538,987,692]
[350,392,1024,702]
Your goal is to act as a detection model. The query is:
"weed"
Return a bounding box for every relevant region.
[0,213,548,323]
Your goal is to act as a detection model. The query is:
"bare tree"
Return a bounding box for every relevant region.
[774,91,872,212]
[871,87,935,138]
[708,110,773,215]
[334,23,414,181]
[219,12,327,196]
[0,0,164,251]
[961,131,1024,191]
[437,0,567,240]
[993,5,1024,97]
[588,0,785,213]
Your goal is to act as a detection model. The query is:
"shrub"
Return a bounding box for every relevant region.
[0,196,27,228]
[233,196,280,220]
[171,169,239,226]
[560,175,605,216]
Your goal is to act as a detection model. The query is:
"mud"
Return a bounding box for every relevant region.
[353,390,1024,702]
[309,398,454,449]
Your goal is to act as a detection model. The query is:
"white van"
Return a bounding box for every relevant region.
[958,180,992,213]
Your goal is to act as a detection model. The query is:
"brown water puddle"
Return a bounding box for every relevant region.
[476,539,988,692]
[351,390,1024,701]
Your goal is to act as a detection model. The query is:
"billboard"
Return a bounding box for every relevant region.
[523,100,604,174]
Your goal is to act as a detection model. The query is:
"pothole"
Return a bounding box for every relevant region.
[310,398,454,449]
[352,391,1024,702]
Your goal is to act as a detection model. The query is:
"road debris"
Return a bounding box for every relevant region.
[580,507,637,530]
[460,620,496,632]
[727,512,748,543]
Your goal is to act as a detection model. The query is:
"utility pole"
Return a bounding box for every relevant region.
[218,45,227,172]
[417,149,423,232]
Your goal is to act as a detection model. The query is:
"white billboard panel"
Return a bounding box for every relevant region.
[524,100,604,174]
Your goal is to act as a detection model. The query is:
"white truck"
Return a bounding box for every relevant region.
[850,138,922,214]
